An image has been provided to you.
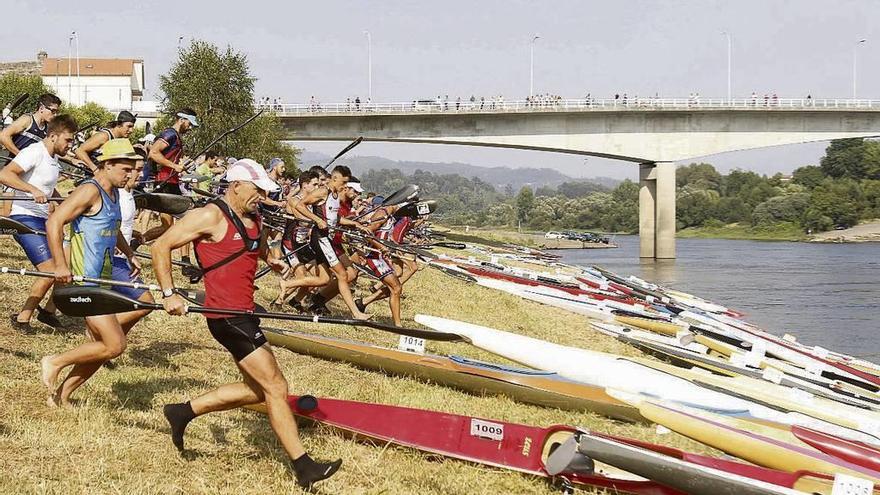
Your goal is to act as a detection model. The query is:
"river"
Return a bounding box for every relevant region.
[558,236,880,357]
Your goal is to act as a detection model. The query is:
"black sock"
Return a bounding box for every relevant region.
[310,294,326,307]
[292,453,342,488]
[163,401,196,451]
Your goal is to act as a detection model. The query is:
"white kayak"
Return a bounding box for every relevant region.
[415,314,880,444]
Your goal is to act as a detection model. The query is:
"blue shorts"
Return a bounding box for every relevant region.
[110,256,148,300]
[10,215,51,266]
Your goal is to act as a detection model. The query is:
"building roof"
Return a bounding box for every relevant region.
[41,58,142,77]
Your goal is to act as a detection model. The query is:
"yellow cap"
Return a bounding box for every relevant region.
[98,138,139,162]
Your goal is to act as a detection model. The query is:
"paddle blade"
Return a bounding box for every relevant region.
[7,93,29,113]
[134,193,194,215]
[395,200,437,219]
[54,285,157,317]
[0,216,43,235]
[432,241,466,249]
[382,184,419,206]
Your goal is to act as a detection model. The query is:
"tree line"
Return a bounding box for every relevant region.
[361,138,880,234]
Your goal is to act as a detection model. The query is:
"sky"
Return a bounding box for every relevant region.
[4,0,878,180]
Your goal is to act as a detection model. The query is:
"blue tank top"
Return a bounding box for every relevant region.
[69,180,121,280]
[11,114,47,154]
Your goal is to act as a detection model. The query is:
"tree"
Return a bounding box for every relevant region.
[157,39,298,170]
[0,74,52,119]
[65,102,113,131]
[677,185,720,228]
[820,138,880,180]
[515,186,535,226]
[677,162,722,191]
[557,180,607,198]
[807,178,865,229]
[791,165,825,189]
[750,193,810,226]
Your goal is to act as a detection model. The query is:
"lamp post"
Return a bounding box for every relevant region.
[722,31,732,102]
[853,39,867,99]
[67,33,73,104]
[74,31,80,105]
[364,30,372,100]
[529,34,540,97]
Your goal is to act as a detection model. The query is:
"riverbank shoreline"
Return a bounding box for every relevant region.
[679,220,880,243]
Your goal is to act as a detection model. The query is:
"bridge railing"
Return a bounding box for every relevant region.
[264,97,880,115]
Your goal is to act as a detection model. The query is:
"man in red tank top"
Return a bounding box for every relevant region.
[150,159,341,489]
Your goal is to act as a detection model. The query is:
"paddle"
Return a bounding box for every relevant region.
[0,266,202,305]
[394,200,437,219]
[2,93,29,127]
[131,251,200,270]
[153,110,265,189]
[352,184,420,221]
[322,136,363,170]
[0,191,192,215]
[53,285,466,342]
[132,192,194,215]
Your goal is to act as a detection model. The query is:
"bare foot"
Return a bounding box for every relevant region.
[353,312,373,321]
[40,356,60,393]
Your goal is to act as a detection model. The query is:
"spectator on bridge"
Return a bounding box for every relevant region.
[355,96,361,111]
[444,95,449,111]
[751,92,758,106]
[470,95,476,107]
[456,96,461,110]
[806,94,813,106]
[772,93,778,106]
[763,94,769,106]
[480,96,485,110]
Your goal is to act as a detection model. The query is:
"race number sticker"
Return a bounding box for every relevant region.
[832,473,874,495]
[398,335,426,354]
[470,418,504,441]
[416,202,430,215]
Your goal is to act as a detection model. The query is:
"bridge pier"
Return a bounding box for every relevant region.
[639,162,676,259]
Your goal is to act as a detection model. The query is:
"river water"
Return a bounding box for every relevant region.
[558,236,880,357]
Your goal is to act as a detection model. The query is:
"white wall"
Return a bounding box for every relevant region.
[44,75,135,111]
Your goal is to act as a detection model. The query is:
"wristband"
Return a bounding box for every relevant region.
[161,288,175,299]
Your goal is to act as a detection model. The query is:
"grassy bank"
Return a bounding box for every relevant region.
[677,222,808,241]
[0,236,716,494]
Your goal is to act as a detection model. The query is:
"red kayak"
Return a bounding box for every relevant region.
[273,395,843,494]
[792,425,880,473]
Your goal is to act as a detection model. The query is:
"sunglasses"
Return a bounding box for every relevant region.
[42,105,59,114]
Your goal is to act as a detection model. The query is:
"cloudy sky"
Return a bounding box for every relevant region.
[5,0,877,179]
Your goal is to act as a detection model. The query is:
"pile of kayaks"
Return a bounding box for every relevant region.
[259,253,880,494]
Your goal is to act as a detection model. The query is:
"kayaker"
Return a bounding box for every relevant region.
[0,114,77,330]
[40,139,151,406]
[150,158,341,489]
[73,111,137,172]
[145,108,200,282]
[0,94,62,216]
[287,165,371,319]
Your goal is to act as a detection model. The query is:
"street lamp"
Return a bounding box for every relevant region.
[529,34,540,97]
[364,30,372,100]
[853,39,867,99]
[722,31,732,102]
[74,32,80,105]
[67,32,74,104]
[178,36,184,50]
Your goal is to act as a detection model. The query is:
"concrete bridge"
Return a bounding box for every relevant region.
[275,97,880,258]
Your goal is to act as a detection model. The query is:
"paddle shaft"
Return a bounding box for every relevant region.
[0,266,158,291]
[323,136,363,170]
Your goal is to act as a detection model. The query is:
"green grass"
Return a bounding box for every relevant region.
[0,234,713,494]
[677,222,809,241]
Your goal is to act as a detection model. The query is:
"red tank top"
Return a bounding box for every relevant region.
[331,200,352,244]
[195,205,261,317]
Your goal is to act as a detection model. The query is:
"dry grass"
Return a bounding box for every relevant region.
[0,235,716,494]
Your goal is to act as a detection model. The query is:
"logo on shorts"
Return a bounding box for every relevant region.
[69,296,92,303]
[233,233,242,240]
[255,331,263,338]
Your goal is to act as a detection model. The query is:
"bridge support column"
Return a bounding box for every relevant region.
[639,162,676,259]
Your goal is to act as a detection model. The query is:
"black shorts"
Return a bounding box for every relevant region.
[309,235,340,267]
[206,316,266,362]
[155,182,183,195]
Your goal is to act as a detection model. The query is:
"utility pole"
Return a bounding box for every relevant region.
[722,31,732,102]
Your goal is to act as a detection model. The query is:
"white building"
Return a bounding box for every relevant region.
[41,54,145,112]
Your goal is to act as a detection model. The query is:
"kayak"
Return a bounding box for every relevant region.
[577,435,814,495]
[415,314,880,443]
[414,314,758,414]
[252,395,843,495]
[248,395,678,494]
[262,327,644,422]
[633,399,880,482]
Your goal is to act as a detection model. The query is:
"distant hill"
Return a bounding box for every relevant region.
[299,151,619,191]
